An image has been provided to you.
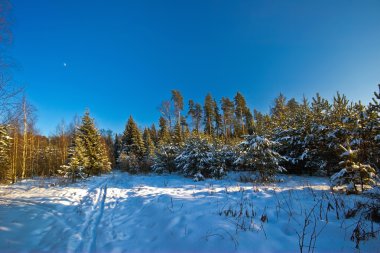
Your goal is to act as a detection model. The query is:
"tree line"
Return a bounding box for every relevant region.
[114,87,379,187]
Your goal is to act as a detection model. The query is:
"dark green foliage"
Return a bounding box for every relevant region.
[141,128,155,172]
[152,144,179,173]
[113,134,122,163]
[203,93,215,136]
[175,137,227,179]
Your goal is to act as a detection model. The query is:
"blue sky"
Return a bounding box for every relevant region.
[9,0,380,135]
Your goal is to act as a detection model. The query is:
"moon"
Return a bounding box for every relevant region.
[63,62,67,67]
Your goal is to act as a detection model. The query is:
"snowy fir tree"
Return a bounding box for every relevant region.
[77,111,111,176]
[59,129,86,182]
[172,121,183,145]
[235,135,285,182]
[175,137,226,179]
[60,111,111,180]
[331,142,378,193]
[141,128,155,172]
[157,116,171,144]
[118,116,145,173]
[152,144,179,173]
[113,134,122,164]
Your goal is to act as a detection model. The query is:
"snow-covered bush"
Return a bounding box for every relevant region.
[175,137,226,179]
[234,135,285,182]
[152,144,179,173]
[58,165,85,182]
[331,144,378,193]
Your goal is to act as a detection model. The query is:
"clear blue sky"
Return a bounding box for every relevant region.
[9,0,380,135]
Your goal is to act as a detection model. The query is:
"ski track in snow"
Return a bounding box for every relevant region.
[0,171,379,253]
[68,178,108,253]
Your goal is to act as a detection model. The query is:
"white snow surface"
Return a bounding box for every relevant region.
[0,171,378,253]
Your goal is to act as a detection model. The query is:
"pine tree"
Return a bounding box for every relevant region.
[213,99,223,137]
[331,143,378,193]
[234,92,249,136]
[203,93,215,136]
[363,84,380,168]
[303,93,331,174]
[172,90,184,124]
[188,100,203,135]
[235,135,285,182]
[244,107,254,135]
[221,97,235,140]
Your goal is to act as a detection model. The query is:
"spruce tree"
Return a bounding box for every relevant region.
[143,128,155,157]
[60,112,111,182]
[119,116,145,172]
[142,128,155,172]
[158,116,171,144]
[60,129,87,182]
[113,134,122,163]
[172,121,183,144]
[149,124,158,145]
[76,111,111,176]
[121,116,145,157]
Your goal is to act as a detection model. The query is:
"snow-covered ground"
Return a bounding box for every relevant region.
[0,171,378,253]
